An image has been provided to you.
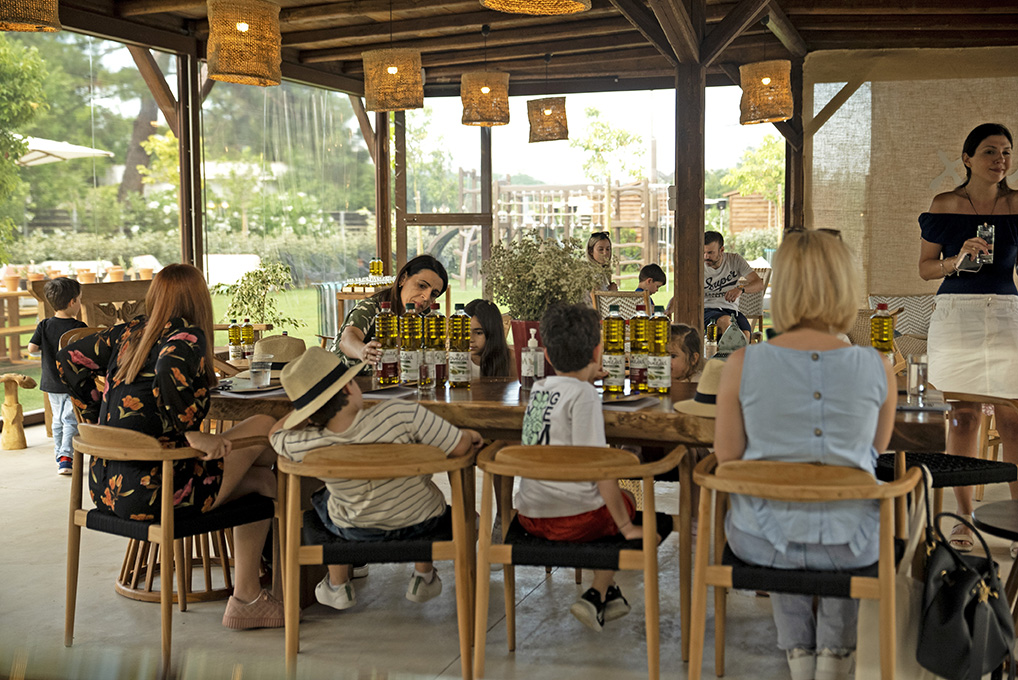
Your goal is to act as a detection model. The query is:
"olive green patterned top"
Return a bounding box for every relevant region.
[332,295,382,374]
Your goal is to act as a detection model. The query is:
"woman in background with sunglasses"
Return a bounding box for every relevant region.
[918,122,1018,553]
[586,231,618,293]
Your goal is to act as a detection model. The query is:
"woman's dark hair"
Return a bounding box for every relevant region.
[960,123,1014,191]
[371,254,449,314]
[668,323,702,381]
[464,298,511,377]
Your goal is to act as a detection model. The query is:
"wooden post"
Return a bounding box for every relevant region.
[374,112,391,275]
[176,53,203,269]
[481,127,493,299]
[394,111,407,270]
[672,62,706,328]
[784,59,805,231]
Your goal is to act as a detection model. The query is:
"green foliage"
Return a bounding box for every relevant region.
[704,168,729,199]
[726,227,779,262]
[569,107,645,184]
[482,233,604,321]
[138,132,180,187]
[722,134,785,204]
[211,262,305,328]
[7,229,180,266]
[405,107,458,212]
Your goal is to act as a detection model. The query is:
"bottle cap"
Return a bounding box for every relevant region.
[635,304,646,312]
[609,304,619,312]
[455,303,464,310]
[244,318,250,322]
[406,302,416,312]
[431,302,439,310]
[380,301,391,310]
[654,305,664,313]
[528,328,539,349]
[875,303,888,310]
[282,331,288,336]
[231,318,237,323]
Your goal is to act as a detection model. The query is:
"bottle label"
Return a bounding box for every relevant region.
[536,355,545,379]
[448,352,471,384]
[377,349,399,379]
[400,349,421,384]
[229,345,243,361]
[603,353,625,387]
[242,344,254,359]
[521,350,535,378]
[630,353,648,387]
[647,355,671,388]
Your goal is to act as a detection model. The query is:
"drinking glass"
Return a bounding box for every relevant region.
[976,222,995,264]
[249,353,274,388]
[907,353,928,405]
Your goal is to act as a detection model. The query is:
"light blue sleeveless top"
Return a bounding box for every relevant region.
[726,342,887,557]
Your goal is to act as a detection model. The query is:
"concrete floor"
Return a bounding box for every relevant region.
[1,423,1012,680]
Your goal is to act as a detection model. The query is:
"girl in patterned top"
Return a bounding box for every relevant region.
[57,264,282,630]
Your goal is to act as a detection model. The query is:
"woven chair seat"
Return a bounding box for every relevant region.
[876,452,1017,488]
[84,494,275,541]
[721,541,904,598]
[503,512,674,571]
[302,509,452,564]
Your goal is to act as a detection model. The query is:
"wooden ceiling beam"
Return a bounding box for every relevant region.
[762,2,808,57]
[648,0,701,63]
[700,0,770,66]
[777,0,1018,13]
[421,48,668,79]
[791,15,1018,31]
[282,1,480,26]
[126,45,179,135]
[299,17,634,62]
[610,0,678,67]
[411,32,652,69]
[804,31,1018,49]
[118,0,203,17]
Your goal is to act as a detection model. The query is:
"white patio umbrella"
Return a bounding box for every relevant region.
[15,136,114,167]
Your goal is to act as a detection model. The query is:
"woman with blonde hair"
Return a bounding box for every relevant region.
[57,263,281,630]
[586,231,618,292]
[713,231,896,680]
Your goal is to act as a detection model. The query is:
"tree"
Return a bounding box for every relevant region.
[0,35,48,257]
[405,107,457,212]
[721,134,785,204]
[569,107,645,185]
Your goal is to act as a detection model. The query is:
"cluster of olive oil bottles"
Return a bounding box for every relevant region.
[373,302,474,389]
[601,303,672,394]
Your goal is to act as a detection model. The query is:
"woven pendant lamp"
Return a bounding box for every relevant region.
[480,0,590,15]
[527,54,567,142]
[207,0,281,87]
[461,71,509,126]
[363,48,424,111]
[0,0,60,32]
[739,60,793,125]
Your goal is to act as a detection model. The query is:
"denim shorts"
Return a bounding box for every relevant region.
[310,486,450,541]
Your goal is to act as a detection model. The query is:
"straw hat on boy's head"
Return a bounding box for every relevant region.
[234,334,307,379]
[279,347,365,429]
[673,359,725,418]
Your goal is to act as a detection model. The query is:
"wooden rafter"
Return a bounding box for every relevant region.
[776,0,1018,13]
[118,0,203,17]
[282,0,480,26]
[609,0,678,67]
[763,2,808,57]
[700,0,770,66]
[126,45,179,135]
[348,95,375,164]
[647,0,700,64]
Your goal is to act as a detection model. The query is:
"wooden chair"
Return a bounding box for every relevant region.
[688,455,922,680]
[279,443,476,679]
[33,278,150,327]
[473,442,686,680]
[740,267,771,335]
[66,424,277,675]
[591,290,650,319]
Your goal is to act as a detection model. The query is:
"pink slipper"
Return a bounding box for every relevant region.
[222,589,285,630]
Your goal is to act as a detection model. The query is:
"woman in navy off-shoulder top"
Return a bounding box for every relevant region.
[918,122,1018,554]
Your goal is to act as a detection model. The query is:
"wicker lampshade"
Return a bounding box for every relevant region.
[527,97,567,142]
[362,48,424,112]
[461,71,509,126]
[479,0,590,15]
[0,0,60,31]
[739,60,793,125]
[207,0,281,87]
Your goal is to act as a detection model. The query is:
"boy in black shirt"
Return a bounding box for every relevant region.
[28,277,86,475]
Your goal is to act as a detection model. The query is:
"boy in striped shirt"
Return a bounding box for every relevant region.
[270,347,482,611]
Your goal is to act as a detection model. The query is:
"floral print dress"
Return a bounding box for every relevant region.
[57,316,220,521]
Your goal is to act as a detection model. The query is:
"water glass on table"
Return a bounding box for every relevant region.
[907,353,928,405]
[249,353,274,388]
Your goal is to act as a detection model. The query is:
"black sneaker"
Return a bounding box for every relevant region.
[569,587,605,632]
[603,584,631,621]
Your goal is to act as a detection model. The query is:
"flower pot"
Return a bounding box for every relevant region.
[3,276,20,293]
[26,273,44,282]
[139,267,154,280]
[510,320,555,381]
[106,268,125,282]
[77,270,96,284]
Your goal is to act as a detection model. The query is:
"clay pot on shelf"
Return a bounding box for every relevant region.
[139,268,154,280]
[77,270,97,284]
[3,276,20,293]
[26,273,44,283]
[106,268,125,282]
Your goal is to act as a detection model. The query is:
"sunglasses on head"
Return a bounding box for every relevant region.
[783,226,843,240]
[590,231,609,238]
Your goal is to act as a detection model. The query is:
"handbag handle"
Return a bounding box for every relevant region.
[899,464,932,577]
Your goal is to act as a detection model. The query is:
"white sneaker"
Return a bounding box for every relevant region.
[786,648,816,680]
[315,575,356,610]
[405,570,442,603]
[815,649,853,680]
[352,563,369,579]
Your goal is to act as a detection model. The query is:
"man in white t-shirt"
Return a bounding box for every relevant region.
[703,230,765,338]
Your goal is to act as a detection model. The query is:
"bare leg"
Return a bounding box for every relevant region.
[328,564,352,585]
[948,403,981,517]
[994,406,1018,500]
[214,415,277,506]
[414,561,434,574]
[232,518,271,602]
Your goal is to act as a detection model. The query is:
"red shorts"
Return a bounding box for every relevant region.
[519,493,636,542]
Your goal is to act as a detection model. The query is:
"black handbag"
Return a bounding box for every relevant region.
[916,505,1015,680]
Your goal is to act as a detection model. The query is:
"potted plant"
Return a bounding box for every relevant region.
[211,262,306,331]
[482,233,604,376]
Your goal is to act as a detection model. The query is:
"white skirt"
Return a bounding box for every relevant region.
[927,294,1018,398]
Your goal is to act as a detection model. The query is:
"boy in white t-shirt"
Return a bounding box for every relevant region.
[516,303,652,632]
[270,347,482,611]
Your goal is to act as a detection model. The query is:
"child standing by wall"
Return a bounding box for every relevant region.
[515,303,652,632]
[28,277,86,475]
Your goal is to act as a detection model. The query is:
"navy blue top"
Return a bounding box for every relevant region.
[919,213,1018,296]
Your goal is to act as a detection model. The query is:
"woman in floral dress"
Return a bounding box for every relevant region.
[57,263,283,630]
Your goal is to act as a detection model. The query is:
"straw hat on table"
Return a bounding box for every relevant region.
[673,358,725,418]
[234,334,307,379]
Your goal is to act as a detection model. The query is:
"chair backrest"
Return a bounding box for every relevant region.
[740,268,771,319]
[276,443,473,480]
[893,333,927,360]
[74,423,198,462]
[478,443,685,484]
[33,279,151,327]
[869,294,935,337]
[59,327,101,350]
[591,290,650,319]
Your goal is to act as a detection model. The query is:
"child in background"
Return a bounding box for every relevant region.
[28,277,86,475]
[271,348,483,611]
[668,323,703,382]
[515,303,652,632]
[635,263,667,309]
[465,298,512,379]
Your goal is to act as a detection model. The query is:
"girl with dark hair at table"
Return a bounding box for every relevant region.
[56,263,280,630]
[586,231,618,292]
[333,254,449,374]
[465,298,512,379]
[918,122,1018,554]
